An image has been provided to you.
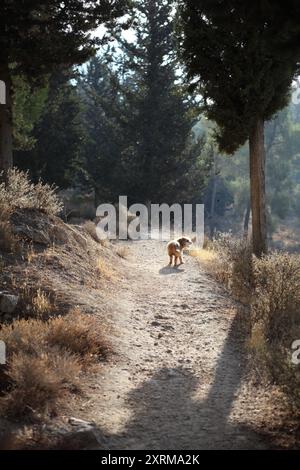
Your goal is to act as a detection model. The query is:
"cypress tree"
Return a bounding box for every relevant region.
[179,0,300,256]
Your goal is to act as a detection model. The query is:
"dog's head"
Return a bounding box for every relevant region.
[177,236,193,249]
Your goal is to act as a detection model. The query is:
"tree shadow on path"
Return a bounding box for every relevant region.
[93,309,270,450]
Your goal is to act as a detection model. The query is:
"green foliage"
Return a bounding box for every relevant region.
[80,0,211,205]
[118,0,209,203]
[179,0,300,154]
[15,71,86,188]
[79,56,126,202]
[202,104,300,235]
[13,75,48,151]
[0,1,129,79]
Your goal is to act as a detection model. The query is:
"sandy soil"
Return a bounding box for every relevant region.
[77,239,289,450]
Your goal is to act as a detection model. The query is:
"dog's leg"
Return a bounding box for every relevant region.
[179,254,184,264]
[169,255,173,266]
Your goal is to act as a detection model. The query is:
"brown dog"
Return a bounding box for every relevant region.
[167,236,192,267]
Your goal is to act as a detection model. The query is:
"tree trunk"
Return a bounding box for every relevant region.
[249,117,267,257]
[0,65,13,172]
[209,152,217,238]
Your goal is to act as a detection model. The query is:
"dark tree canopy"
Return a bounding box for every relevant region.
[0,0,129,76]
[118,0,207,204]
[80,55,126,203]
[0,0,129,171]
[179,0,300,256]
[15,71,86,188]
[179,0,300,154]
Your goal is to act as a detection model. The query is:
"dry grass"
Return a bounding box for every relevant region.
[197,234,300,411]
[46,308,109,363]
[11,280,56,319]
[31,289,53,317]
[0,168,62,215]
[0,310,109,418]
[1,351,81,417]
[25,244,36,264]
[0,204,18,253]
[115,246,129,259]
[96,257,116,280]
[248,252,300,409]
[99,238,109,248]
[83,220,99,243]
[189,247,218,264]
[83,221,111,248]
[192,233,253,303]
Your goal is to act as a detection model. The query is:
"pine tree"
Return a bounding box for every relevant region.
[12,75,48,152]
[15,71,86,188]
[0,0,128,171]
[80,56,125,204]
[119,0,207,204]
[179,0,300,256]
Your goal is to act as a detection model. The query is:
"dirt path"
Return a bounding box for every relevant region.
[83,240,271,450]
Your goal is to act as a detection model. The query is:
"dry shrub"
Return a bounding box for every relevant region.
[86,219,110,247]
[193,233,253,303]
[14,282,56,319]
[248,252,300,409]
[0,204,17,253]
[96,258,116,280]
[99,238,109,248]
[1,351,81,417]
[0,318,47,356]
[189,247,218,265]
[212,233,252,299]
[116,246,129,259]
[197,234,300,410]
[46,308,109,363]
[252,252,300,341]
[31,180,63,214]
[31,289,53,317]
[83,220,99,243]
[202,235,214,250]
[0,310,108,418]
[0,168,62,215]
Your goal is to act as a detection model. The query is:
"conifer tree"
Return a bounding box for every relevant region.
[119,0,207,204]
[15,71,86,188]
[179,0,300,255]
[80,56,125,204]
[0,0,128,170]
